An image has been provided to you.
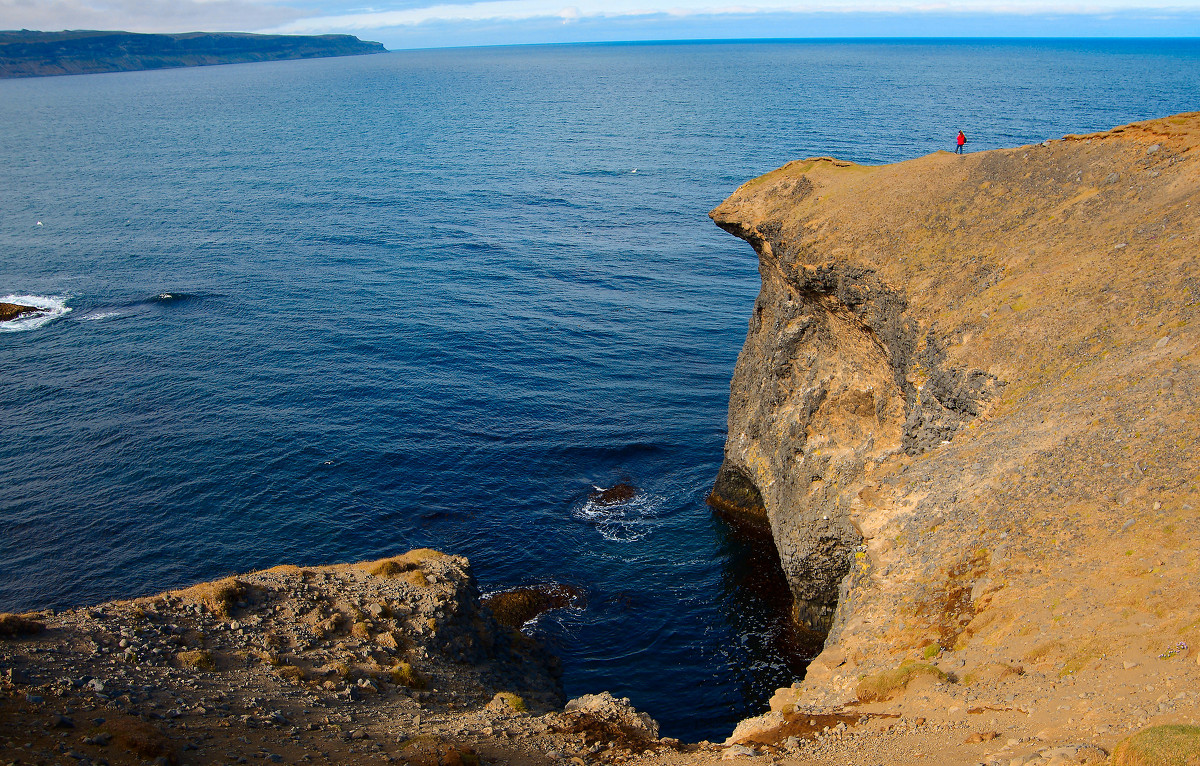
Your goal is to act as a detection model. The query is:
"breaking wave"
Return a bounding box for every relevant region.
[572,484,666,542]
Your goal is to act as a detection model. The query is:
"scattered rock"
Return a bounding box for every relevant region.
[722,744,758,759]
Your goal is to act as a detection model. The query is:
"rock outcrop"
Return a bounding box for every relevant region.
[0,302,43,322]
[711,113,1200,752]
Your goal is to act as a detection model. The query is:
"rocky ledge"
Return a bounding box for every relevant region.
[0,551,677,766]
[708,113,1200,763]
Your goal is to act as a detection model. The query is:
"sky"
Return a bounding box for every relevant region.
[1,0,1199,49]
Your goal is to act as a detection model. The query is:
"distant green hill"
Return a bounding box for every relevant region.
[0,30,386,78]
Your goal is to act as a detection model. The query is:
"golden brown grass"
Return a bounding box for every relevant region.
[0,613,45,638]
[491,692,527,713]
[105,717,175,763]
[1111,725,1200,766]
[362,549,448,579]
[174,578,248,618]
[389,661,425,688]
[855,660,948,702]
[175,649,215,671]
[1023,640,1064,664]
[962,662,1024,686]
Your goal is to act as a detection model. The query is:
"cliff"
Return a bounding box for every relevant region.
[710,113,1200,760]
[0,31,385,78]
[4,116,1200,766]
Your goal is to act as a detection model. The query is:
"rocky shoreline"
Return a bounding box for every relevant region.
[0,551,679,766]
[5,113,1200,765]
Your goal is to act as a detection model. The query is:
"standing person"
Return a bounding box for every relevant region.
[956,130,967,154]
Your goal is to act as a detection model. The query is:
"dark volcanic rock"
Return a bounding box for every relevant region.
[0,302,42,322]
[482,584,583,629]
[589,482,638,505]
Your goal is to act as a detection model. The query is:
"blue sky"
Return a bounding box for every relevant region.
[1,0,1198,48]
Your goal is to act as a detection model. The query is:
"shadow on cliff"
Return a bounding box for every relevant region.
[711,509,825,715]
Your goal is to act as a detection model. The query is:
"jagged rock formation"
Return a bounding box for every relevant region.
[0,30,385,79]
[711,113,1200,754]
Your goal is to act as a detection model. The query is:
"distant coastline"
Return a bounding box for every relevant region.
[0,30,386,79]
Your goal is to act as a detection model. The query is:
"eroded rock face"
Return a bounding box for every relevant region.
[711,198,997,633]
[711,113,1200,723]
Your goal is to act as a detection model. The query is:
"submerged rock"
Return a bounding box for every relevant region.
[589,482,638,505]
[482,583,583,629]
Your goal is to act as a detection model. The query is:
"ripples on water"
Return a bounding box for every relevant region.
[2,40,1199,740]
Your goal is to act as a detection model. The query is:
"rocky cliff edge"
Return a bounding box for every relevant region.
[710,113,1200,761]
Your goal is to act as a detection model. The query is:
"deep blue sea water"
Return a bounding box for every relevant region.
[2,39,1198,740]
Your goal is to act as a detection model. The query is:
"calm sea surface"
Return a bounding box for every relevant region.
[2,39,1198,739]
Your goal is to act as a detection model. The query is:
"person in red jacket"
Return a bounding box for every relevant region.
[956,130,967,154]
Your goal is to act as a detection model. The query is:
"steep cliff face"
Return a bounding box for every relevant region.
[710,202,1000,632]
[711,114,1200,717]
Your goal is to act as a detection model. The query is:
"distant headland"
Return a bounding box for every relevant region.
[0,30,386,79]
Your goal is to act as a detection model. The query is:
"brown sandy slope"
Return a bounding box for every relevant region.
[707,113,1200,763]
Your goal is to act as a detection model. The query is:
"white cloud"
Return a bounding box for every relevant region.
[3,0,1196,39]
[0,0,305,33]
[268,0,1200,32]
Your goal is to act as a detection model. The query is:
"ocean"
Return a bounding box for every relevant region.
[2,39,1198,740]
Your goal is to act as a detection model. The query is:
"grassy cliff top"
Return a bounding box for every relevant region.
[0,30,386,78]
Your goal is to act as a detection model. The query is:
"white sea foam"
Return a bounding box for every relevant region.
[79,310,122,322]
[0,294,71,332]
[573,486,663,542]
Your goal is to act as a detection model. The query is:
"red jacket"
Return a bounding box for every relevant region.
[957,132,966,146]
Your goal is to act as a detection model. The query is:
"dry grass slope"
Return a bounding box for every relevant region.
[1112,725,1200,766]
